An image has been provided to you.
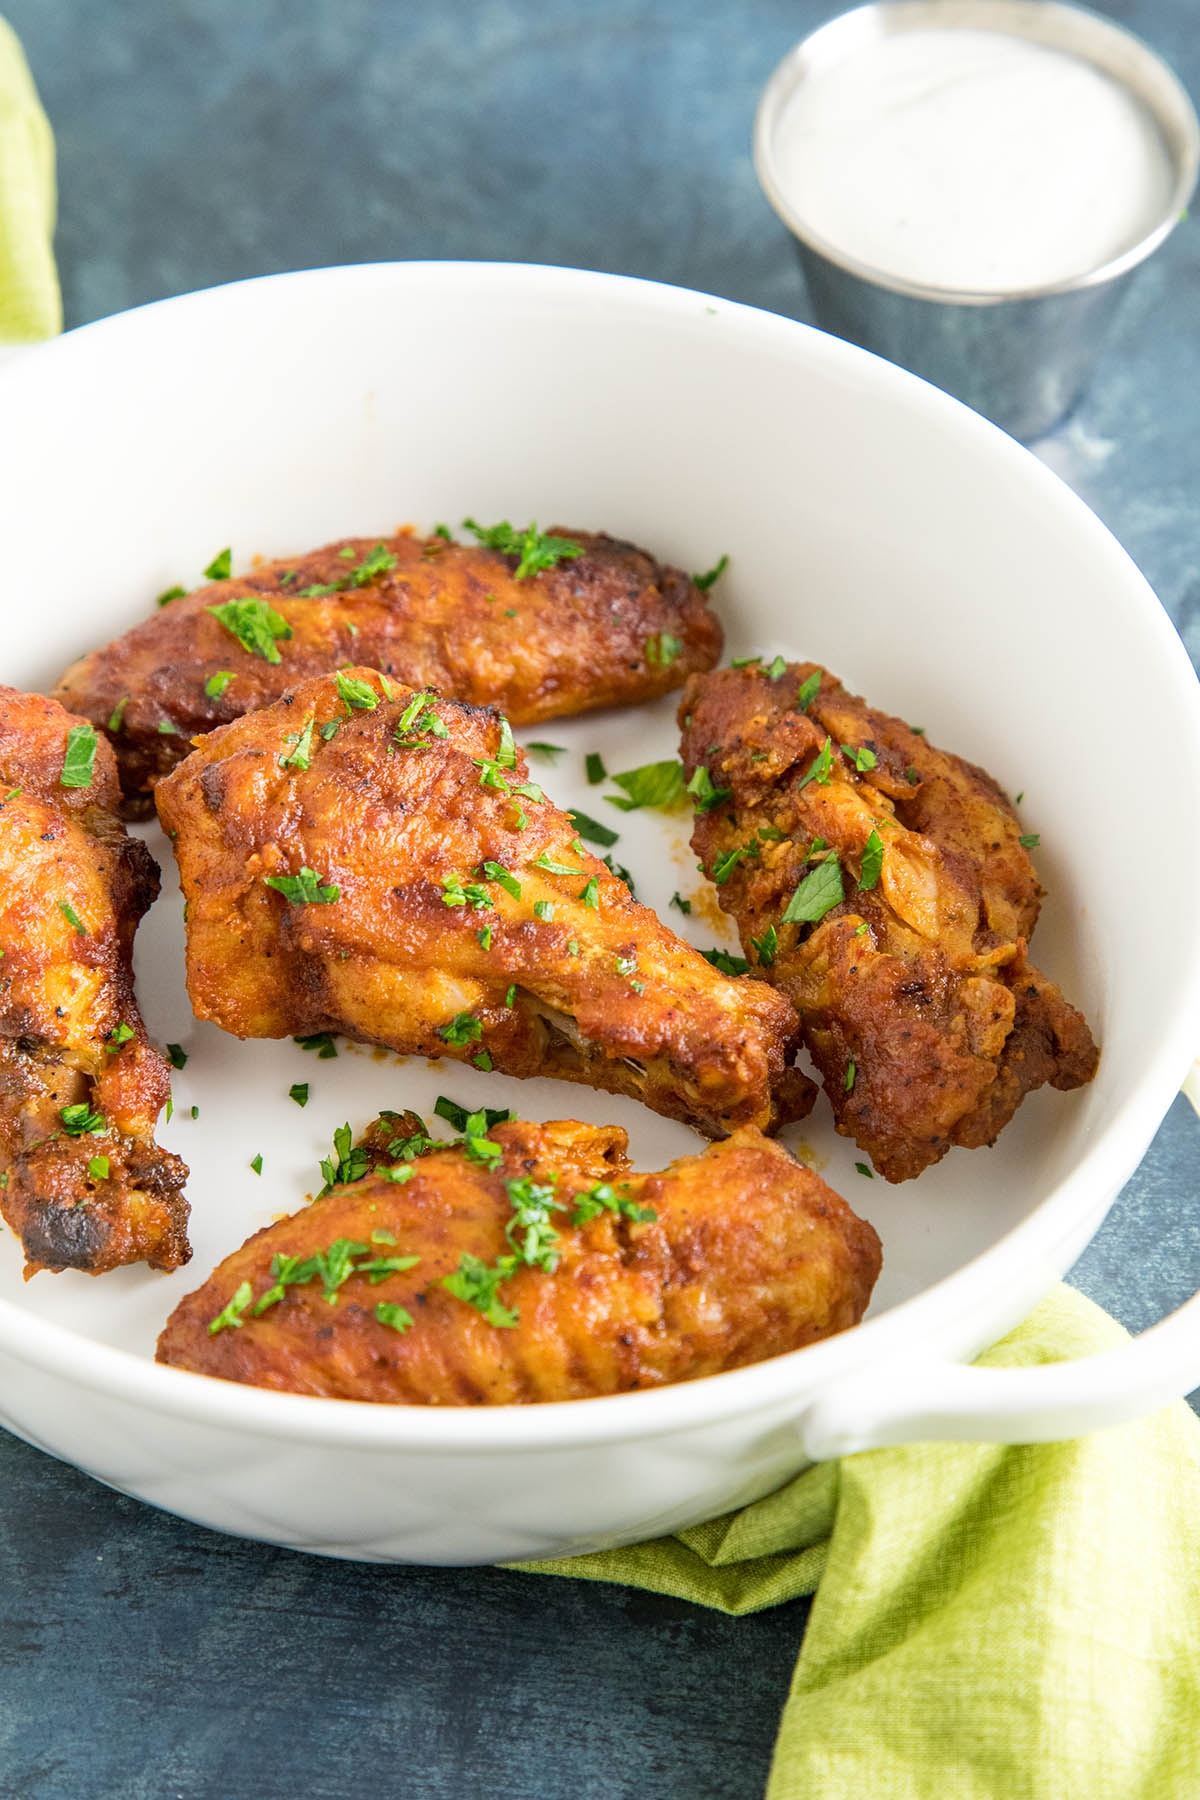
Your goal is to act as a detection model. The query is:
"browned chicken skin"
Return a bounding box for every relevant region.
[0,688,189,1274]
[54,526,723,813]
[156,1116,881,1404]
[679,663,1098,1182]
[155,670,812,1137]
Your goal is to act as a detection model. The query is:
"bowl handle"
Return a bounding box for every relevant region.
[799,1279,1200,1459]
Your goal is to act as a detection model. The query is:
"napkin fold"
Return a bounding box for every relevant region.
[0,15,59,342]
[517,1286,1200,1799]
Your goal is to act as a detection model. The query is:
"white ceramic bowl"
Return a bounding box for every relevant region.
[1,263,1198,1565]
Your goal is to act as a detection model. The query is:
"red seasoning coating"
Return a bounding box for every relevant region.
[157,1119,881,1404]
[0,687,189,1275]
[54,525,724,812]
[154,669,813,1138]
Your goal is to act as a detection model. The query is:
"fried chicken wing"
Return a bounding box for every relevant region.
[156,1116,881,1403]
[0,688,189,1274]
[55,526,723,813]
[678,663,1098,1182]
[154,669,812,1136]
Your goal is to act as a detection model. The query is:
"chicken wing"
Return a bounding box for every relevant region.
[155,669,812,1137]
[678,662,1098,1182]
[55,525,723,813]
[0,688,189,1274]
[156,1114,881,1403]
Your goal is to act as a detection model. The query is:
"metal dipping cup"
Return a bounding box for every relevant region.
[754,0,1200,440]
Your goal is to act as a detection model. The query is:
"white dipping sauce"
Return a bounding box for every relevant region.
[771,28,1175,292]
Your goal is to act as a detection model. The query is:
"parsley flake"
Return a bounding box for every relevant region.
[166,1043,188,1070]
[60,1103,105,1136]
[204,548,232,581]
[567,808,619,848]
[687,765,732,814]
[571,1182,657,1226]
[842,743,878,773]
[782,854,844,925]
[205,671,235,699]
[58,900,87,936]
[335,672,379,712]
[440,1011,482,1046]
[60,724,97,789]
[855,1162,874,1179]
[1019,833,1040,849]
[250,1153,263,1175]
[318,1123,370,1196]
[711,846,746,885]
[264,867,340,906]
[443,1253,520,1328]
[107,697,129,732]
[701,946,751,976]
[693,554,728,592]
[279,714,316,772]
[481,861,522,900]
[585,752,607,786]
[295,1031,338,1058]
[525,741,566,763]
[156,585,187,608]
[646,632,682,668]
[87,1155,110,1181]
[208,596,293,663]
[579,876,599,909]
[533,850,583,876]
[858,830,884,891]
[796,737,834,792]
[289,1082,309,1107]
[462,517,584,580]
[751,924,778,966]
[845,1060,857,1092]
[796,671,822,712]
[670,892,692,915]
[208,1281,253,1334]
[607,760,685,812]
[375,1302,414,1333]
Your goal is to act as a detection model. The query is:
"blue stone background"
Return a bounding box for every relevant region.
[0,2,1197,1794]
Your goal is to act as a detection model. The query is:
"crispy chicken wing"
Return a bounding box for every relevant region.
[156,1115,881,1403]
[678,663,1098,1182]
[0,688,189,1274]
[55,526,723,813]
[155,670,812,1136]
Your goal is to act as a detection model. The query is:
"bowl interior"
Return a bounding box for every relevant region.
[0,262,1197,1382]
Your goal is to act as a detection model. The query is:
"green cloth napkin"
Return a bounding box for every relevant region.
[517,1286,1200,1798]
[0,15,58,342]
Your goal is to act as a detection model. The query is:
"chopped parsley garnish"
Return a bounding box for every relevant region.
[711,846,746,885]
[670,892,692,915]
[432,523,453,542]
[156,585,187,608]
[60,1103,105,1136]
[478,923,493,950]
[796,737,834,792]
[858,830,884,892]
[335,672,380,712]
[157,720,180,735]
[166,1043,188,1070]
[585,752,607,786]
[731,654,761,668]
[1019,833,1040,849]
[686,765,732,814]
[751,924,778,966]
[579,876,600,909]
[250,1153,263,1175]
[108,1022,135,1049]
[204,548,232,581]
[842,743,878,773]
[442,874,494,911]
[855,1162,874,1179]
[205,671,234,699]
[87,1154,110,1181]
[525,741,566,763]
[289,1082,309,1107]
[375,1302,414,1333]
[435,1095,512,1133]
[317,1122,371,1196]
[701,946,750,976]
[571,1182,656,1226]
[796,671,822,712]
[295,1031,338,1058]
[392,691,448,748]
[782,854,844,925]
[279,714,316,771]
[567,939,579,955]
[320,720,341,741]
[910,725,926,736]
[533,900,555,921]
[208,595,293,663]
[906,766,920,785]
[533,850,584,877]
[264,867,340,906]
[462,517,584,580]
[61,724,97,789]
[504,1173,564,1272]
[645,632,682,668]
[845,1060,857,1092]
[505,984,517,1007]
[58,900,86,936]
[440,1011,482,1046]
[854,920,870,936]
[107,697,129,732]
[443,1253,519,1328]
[766,654,788,681]
[693,553,728,592]
[567,808,619,848]
[208,1281,253,1334]
[296,543,398,598]
[607,760,685,812]
[602,854,635,892]
[481,861,522,899]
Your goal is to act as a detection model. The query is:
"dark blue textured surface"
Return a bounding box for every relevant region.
[0,2,1197,1795]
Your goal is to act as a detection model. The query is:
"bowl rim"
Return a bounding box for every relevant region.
[753,0,1200,306]
[2,258,1199,1452]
